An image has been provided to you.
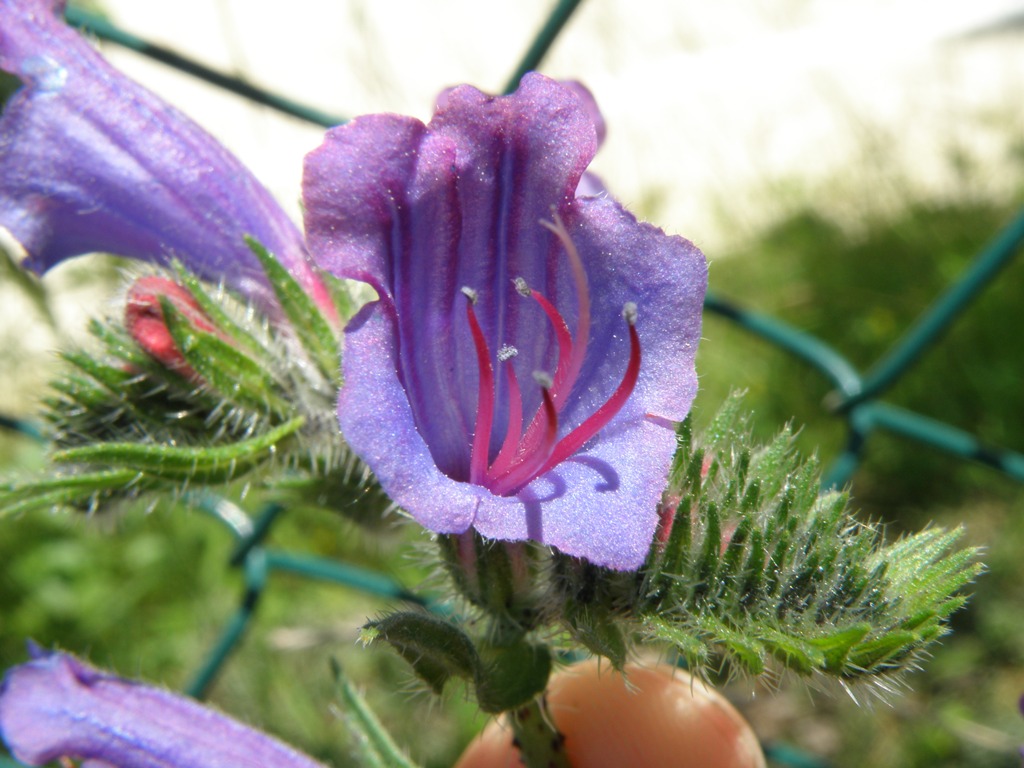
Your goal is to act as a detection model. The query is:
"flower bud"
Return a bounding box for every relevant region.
[124,275,216,379]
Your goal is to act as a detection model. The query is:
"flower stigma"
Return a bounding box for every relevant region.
[461,214,642,497]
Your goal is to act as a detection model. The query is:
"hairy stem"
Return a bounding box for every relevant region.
[511,695,571,768]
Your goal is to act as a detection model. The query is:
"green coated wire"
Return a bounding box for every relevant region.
[184,493,441,699]
[821,444,863,490]
[64,6,345,128]
[230,502,285,565]
[190,492,256,540]
[764,743,832,768]
[67,0,585,120]
[186,548,268,698]
[191,497,434,605]
[704,293,863,399]
[68,0,586,121]
[839,206,1024,411]
[503,0,586,94]
[0,413,43,442]
[705,291,1024,488]
[854,401,1024,481]
[185,546,439,699]
[265,550,434,609]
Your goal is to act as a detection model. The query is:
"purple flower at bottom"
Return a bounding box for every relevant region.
[1019,693,1024,764]
[303,74,707,570]
[0,0,331,314]
[0,647,327,768]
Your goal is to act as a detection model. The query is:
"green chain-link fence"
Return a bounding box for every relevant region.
[3,2,1022,766]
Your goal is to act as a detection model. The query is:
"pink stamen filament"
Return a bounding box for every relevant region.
[489,382,560,495]
[500,281,574,469]
[540,213,590,390]
[487,352,525,477]
[526,288,575,404]
[464,289,495,485]
[510,214,591,458]
[536,314,641,478]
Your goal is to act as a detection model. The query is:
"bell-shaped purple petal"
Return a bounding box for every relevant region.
[0,0,331,312]
[0,647,327,768]
[303,73,706,570]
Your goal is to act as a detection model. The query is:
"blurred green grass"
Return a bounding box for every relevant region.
[3,167,1024,767]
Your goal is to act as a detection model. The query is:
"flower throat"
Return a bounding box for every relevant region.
[460,214,641,496]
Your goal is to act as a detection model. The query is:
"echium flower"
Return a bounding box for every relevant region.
[303,74,707,570]
[0,0,332,314]
[0,646,328,768]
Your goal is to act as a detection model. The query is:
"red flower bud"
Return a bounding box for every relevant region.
[124,276,216,379]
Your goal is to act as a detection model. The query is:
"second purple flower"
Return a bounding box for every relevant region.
[303,74,706,570]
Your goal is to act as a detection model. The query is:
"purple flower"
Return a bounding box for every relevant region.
[1019,693,1024,763]
[0,0,332,313]
[303,74,706,570]
[0,647,327,768]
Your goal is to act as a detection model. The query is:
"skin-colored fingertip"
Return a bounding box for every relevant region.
[455,659,765,768]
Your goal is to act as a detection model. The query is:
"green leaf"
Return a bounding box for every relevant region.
[0,469,155,518]
[847,631,919,673]
[86,318,153,368]
[696,613,765,675]
[362,612,479,695]
[162,297,290,415]
[9,261,351,520]
[702,390,746,449]
[60,350,137,393]
[329,659,420,768]
[52,416,305,483]
[760,628,824,675]
[696,500,721,598]
[565,608,628,670]
[807,623,872,673]
[667,417,692,489]
[643,615,710,670]
[172,261,268,359]
[246,237,341,386]
[646,493,692,595]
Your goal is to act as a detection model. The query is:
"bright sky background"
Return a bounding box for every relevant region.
[95,0,1024,246]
